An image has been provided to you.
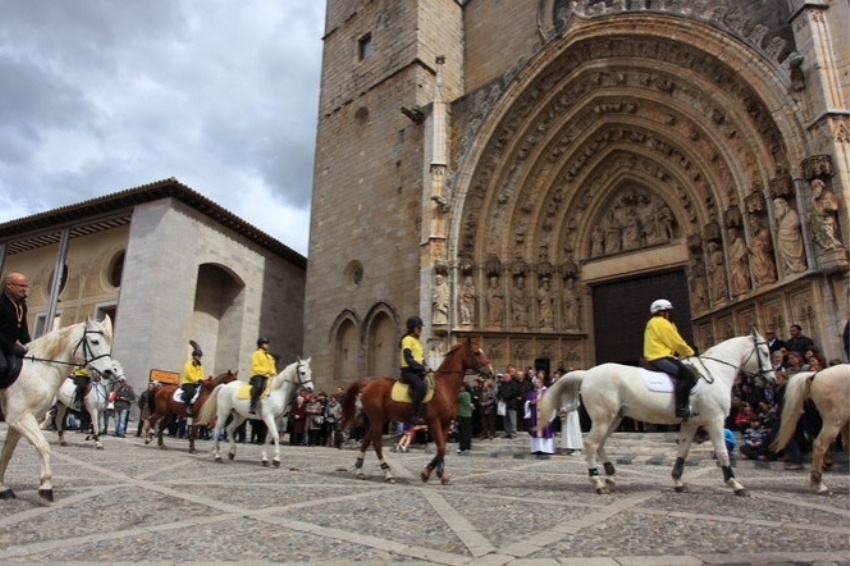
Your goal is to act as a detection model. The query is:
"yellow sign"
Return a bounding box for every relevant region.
[149,369,179,385]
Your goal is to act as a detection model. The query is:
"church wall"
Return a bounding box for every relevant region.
[463,0,540,93]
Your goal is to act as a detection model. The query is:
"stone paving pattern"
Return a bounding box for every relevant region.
[0,426,847,565]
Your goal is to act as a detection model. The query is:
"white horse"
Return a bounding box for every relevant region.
[197,357,313,467]
[538,331,774,496]
[0,316,116,502]
[770,364,849,495]
[52,359,125,450]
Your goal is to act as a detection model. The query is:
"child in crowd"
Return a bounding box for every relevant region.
[740,416,769,460]
[395,423,428,453]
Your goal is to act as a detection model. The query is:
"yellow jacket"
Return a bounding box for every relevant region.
[644,315,695,361]
[180,360,205,386]
[251,348,276,377]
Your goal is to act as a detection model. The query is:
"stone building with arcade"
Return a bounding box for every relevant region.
[304,0,849,388]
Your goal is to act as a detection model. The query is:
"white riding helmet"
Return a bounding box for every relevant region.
[650,299,673,314]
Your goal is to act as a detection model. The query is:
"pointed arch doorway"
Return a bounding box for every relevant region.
[592,270,693,366]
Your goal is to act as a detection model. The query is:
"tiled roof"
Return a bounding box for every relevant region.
[0,178,306,268]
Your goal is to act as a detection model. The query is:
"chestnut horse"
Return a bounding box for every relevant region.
[771,364,849,495]
[143,370,237,453]
[341,338,492,484]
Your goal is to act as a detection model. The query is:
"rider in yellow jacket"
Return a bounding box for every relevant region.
[180,347,205,414]
[644,299,698,419]
[249,337,277,414]
[400,316,431,425]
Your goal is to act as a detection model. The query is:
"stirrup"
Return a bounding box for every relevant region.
[676,406,699,419]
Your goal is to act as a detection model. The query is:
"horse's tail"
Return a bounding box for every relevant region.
[196,384,222,425]
[340,380,367,429]
[538,370,585,434]
[769,373,810,453]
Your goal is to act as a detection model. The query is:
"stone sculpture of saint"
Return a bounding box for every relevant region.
[772,198,807,273]
[432,274,449,325]
[707,241,728,303]
[590,225,604,256]
[459,275,476,325]
[809,179,844,251]
[486,275,504,327]
[689,256,709,311]
[536,277,553,328]
[727,227,751,297]
[622,213,641,250]
[511,275,528,328]
[747,215,777,286]
[562,277,580,329]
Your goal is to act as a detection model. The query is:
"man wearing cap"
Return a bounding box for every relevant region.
[180,346,205,415]
[113,376,136,438]
[249,337,276,414]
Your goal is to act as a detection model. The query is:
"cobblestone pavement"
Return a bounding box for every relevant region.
[0,425,846,565]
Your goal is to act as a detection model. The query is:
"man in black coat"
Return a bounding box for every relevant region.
[0,272,31,384]
[784,324,814,356]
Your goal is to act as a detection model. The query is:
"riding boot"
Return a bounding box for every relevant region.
[674,378,698,419]
[409,401,422,425]
[249,396,258,415]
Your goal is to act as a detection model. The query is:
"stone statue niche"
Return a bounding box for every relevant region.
[588,187,677,258]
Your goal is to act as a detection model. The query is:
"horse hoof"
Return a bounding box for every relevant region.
[38,489,54,503]
[262,460,270,467]
[144,438,151,445]
[59,440,67,447]
[273,460,280,468]
[96,444,104,451]
[420,473,430,483]
[734,488,749,497]
[674,485,687,493]
[385,478,396,484]
[357,475,366,480]
[0,489,16,500]
[595,487,609,495]
[440,477,452,485]
[228,453,235,461]
[215,456,223,463]
[189,448,197,454]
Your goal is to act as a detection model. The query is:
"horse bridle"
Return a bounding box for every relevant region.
[696,333,773,383]
[284,360,314,390]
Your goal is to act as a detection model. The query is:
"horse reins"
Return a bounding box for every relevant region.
[693,334,772,384]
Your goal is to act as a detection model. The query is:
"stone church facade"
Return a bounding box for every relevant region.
[305,0,848,388]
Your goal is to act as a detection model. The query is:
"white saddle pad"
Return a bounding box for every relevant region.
[639,368,702,394]
[172,387,199,404]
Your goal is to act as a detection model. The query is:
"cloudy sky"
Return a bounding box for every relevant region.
[0,1,326,256]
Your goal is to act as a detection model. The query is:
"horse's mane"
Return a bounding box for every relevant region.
[27,321,83,362]
[271,358,310,390]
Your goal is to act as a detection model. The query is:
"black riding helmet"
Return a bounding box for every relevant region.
[257,336,270,347]
[406,316,423,330]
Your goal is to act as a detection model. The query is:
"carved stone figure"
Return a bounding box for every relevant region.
[809,179,844,251]
[689,256,709,312]
[590,225,604,256]
[459,275,476,325]
[727,227,751,297]
[486,275,504,327]
[536,277,553,328]
[708,241,728,303]
[604,214,621,254]
[432,274,449,325]
[562,277,580,329]
[511,275,528,327]
[622,212,641,250]
[772,198,807,273]
[747,215,777,286]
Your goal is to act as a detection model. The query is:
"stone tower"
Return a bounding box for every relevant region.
[306,0,849,390]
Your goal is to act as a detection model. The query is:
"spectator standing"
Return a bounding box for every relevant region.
[305,393,323,446]
[456,384,473,453]
[525,378,555,455]
[324,394,342,447]
[770,371,804,470]
[136,381,159,438]
[289,396,306,445]
[497,372,520,438]
[559,400,583,455]
[479,379,496,440]
[785,324,815,357]
[765,330,785,354]
[112,377,136,438]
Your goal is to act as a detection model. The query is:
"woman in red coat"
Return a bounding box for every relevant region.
[289,396,307,445]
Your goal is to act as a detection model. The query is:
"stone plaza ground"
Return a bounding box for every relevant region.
[0,425,846,565]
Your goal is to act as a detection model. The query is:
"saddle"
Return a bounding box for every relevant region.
[391,374,436,404]
[0,352,23,390]
[236,379,271,400]
[171,387,201,405]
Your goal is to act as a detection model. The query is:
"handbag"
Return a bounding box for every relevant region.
[496,400,507,416]
[313,415,324,426]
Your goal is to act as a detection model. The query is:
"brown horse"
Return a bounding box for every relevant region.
[340,338,492,484]
[770,364,849,495]
[143,370,238,453]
